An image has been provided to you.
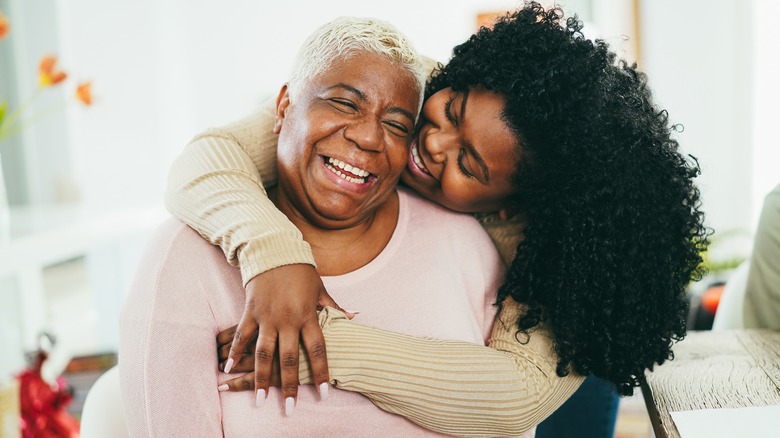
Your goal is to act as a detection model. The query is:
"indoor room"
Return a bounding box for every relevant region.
[1,1,778,437]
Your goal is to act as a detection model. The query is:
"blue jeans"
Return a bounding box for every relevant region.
[535,375,620,438]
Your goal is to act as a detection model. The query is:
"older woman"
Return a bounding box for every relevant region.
[119,16,528,437]
[165,3,707,436]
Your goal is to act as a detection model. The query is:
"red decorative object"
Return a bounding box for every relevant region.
[17,350,80,438]
[701,284,725,315]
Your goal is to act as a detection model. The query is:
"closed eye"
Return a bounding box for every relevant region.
[457,149,474,178]
[330,98,358,111]
[384,120,411,137]
[444,94,458,126]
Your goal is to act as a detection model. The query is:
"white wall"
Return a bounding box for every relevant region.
[639,0,766,239]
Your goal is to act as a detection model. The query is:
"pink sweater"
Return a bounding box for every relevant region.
[120,188,506,437]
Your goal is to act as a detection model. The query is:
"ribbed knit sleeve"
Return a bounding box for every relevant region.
[298,301,583,437]
[164,98,315,285]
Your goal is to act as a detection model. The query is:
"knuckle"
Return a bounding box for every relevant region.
[255,348,273,363]
[240,378,253,391]
[280,353,298,369]
[308,341,327,360]
[282,384,298,394]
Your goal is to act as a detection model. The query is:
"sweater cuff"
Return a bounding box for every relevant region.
[296,307,348,385]
[237,237,317,286]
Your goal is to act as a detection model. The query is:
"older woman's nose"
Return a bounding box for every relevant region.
[344,118,383,152]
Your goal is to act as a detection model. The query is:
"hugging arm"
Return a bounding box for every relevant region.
[316,302,583,436]
[164,98,335,403]
[221,301,584,437]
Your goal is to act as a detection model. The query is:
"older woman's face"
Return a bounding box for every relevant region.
[401,87,519,213]
[274,52,420,229]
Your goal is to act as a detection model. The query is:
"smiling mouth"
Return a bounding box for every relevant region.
[324,157,373,184]
[411,140,431,176]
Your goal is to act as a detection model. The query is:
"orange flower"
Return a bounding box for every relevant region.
[0,9,10,40]
[75,82,92,106]
[38,55,67,88]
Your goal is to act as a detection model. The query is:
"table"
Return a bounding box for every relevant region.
[641,329,780,437]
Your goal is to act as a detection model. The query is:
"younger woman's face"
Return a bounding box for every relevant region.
[401,87,519,213]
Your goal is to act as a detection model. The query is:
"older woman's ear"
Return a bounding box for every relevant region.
[273,84,291,134]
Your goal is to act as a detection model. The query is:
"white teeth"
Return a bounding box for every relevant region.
[326,157,369,184]
[411,143,431,175]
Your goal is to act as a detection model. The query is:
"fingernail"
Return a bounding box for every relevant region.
[218,384,229,392]
[256,389,265,407]
[319,382,329,401]
[285,397,295,416]
[224,357,234,374]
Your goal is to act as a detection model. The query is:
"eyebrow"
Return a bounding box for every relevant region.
[460,90,490,182]
[329,83,416,124]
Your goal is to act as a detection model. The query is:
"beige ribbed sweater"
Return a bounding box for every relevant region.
[164,99,583,436]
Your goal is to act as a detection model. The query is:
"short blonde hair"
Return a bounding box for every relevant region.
[287,17,427,114]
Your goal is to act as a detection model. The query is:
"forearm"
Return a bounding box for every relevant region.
[164,104,315,284]
[301,301,583,437]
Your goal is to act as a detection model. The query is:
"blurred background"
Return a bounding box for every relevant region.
[0,0,778,434]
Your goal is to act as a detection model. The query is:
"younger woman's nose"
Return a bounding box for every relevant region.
[425,130,456,164]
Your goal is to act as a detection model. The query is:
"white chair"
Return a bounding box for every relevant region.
[79,365,129,438]
[711,260,751,330]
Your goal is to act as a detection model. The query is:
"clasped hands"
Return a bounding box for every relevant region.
[215,263,350,416]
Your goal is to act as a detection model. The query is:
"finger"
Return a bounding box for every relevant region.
[253,327,277,408]
[226,317,258,374]
[317,289,342,312]
[219,354,254,373]
[218,343,230,363]
[317,289,357,320]
[219,333,256,362]
[216,325,238,346]
[217,373,254,392]
[300,320,329,401]
[277,328,300,416]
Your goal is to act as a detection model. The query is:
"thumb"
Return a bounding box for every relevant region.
[317,289,357,320]
[317,288,341,311]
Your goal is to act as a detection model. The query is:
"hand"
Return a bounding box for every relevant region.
[217,325,254,372]
[218,367,281,393]
[216,336,281,394]
[222,264,343,411]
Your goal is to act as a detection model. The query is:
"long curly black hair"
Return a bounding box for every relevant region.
[427,2,709,395]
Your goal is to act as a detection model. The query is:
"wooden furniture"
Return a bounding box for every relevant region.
[641,329,780,438]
